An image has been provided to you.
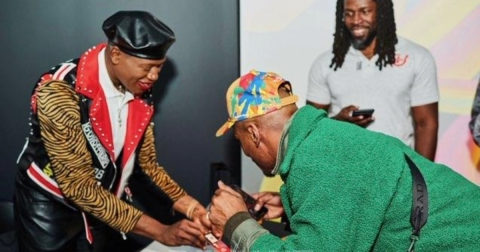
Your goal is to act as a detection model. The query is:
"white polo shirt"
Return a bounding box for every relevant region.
[307,36,439,147]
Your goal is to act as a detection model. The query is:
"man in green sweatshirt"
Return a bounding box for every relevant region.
[209,70,480,251]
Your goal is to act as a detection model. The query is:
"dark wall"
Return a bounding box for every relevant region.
[0,0,240,205]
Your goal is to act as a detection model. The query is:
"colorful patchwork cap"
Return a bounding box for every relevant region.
[216,70,298,137]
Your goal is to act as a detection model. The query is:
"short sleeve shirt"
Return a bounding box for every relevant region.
[307,36,439,147]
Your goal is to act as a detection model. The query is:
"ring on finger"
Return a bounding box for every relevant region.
[206,211,211,221]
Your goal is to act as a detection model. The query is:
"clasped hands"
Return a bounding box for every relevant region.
[208,181,284,238]
[158,181,283,249]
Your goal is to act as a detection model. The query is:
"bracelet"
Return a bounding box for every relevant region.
[186,199,199,220]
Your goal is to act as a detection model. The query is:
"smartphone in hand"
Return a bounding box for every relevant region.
[230,184,268,220]
[352,108,374,117]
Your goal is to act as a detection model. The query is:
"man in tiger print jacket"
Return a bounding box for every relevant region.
[14,11,210,251]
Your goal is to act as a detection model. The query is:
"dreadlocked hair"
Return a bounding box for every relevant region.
[329,0,398,71]
[330,0,350,71]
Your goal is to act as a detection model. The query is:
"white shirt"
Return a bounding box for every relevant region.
[98,49,134,160]
[307,36,439,147]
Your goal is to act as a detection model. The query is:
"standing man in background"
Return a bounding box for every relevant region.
[307,0,439,161]
[14,11,210,251]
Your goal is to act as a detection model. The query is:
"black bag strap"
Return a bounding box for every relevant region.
[404,154,428,252]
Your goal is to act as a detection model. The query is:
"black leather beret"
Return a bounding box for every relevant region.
[102,11,176,60]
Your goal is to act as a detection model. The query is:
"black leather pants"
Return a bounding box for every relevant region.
[13,174,118,252]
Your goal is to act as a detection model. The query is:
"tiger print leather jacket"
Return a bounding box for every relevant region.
[16,43,186,238]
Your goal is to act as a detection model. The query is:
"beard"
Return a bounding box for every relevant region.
[349,28,377,50]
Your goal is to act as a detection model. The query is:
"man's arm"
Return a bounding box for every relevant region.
[306,53,332,112]
[409,46,439,161]
[469,78,480,145]
[411,102,438,161]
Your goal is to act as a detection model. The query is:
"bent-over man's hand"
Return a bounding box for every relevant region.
[209,181,248,238]
[252,191,284,220]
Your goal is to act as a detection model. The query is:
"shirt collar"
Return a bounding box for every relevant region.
[348,45,379,62]
[271,110,298,175]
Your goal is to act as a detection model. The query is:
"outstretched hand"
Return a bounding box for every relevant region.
[158,219,207,249]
